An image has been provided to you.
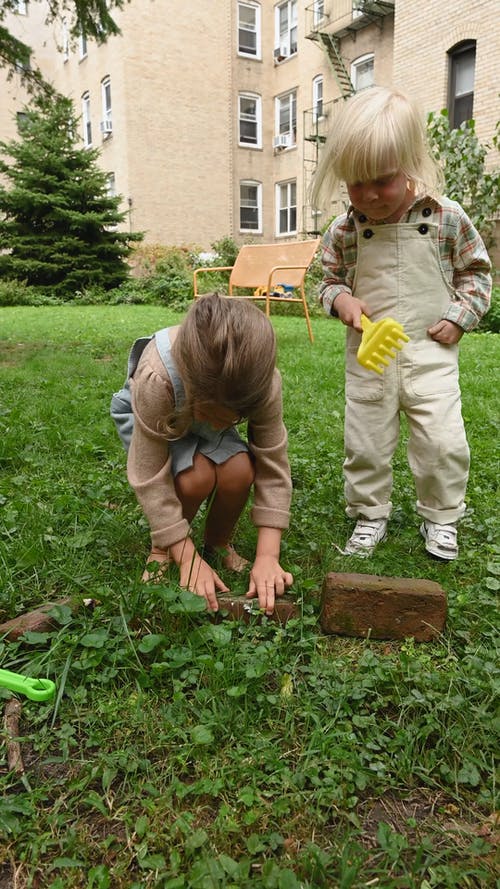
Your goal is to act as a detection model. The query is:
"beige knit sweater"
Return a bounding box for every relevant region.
[127,337,292,551]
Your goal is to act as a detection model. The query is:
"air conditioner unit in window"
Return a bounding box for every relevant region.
[273,133,291,150]
[100,119,113,135]
[273,45,288,62]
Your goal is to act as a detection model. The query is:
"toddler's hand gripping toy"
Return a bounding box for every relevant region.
[357,314,410,375]
[0,668,56,701]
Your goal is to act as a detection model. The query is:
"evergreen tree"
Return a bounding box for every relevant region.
[0,92,142,298]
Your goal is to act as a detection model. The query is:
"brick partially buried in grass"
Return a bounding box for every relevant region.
[320,572,447,641]
[216,594,299,624]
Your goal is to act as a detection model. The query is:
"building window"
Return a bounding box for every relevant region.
[79,31,88,59]
[351,53,374,91]
[15,51,31,72]
[16,112,28,131]
[238,2,261,58]
[274,0,297,61]
[107,173,116,198]
[240,180,262,232]
[312,75,323,121]
[82,92,92,146]
[275,90,297,149]
[238,93,262,148]
[313,0,326,28]
[101,76,112,136]
[448,41,475,128]
[276,180,297,236]
[16,1,27,14]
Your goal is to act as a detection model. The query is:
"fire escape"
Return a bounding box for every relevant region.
[303,0,395,235]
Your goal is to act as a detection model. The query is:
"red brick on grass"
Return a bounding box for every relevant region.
[320,572,447,641]
[0,598,95,641]
[216,594,299,625]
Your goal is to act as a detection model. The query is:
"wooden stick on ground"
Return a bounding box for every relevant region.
[3,698,24,775]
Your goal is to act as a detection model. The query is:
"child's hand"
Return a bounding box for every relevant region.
[246,555,293,616]
[178,553,227,612]
[427,319,464,344]
[334,292,371,331]
[142,548,171,583]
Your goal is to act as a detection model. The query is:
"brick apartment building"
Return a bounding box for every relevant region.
[1,0,498,254]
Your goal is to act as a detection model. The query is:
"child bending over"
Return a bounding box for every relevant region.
[126,292,293,612]
[312,86,491,560]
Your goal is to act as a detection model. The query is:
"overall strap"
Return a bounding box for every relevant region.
[154,328,185,407]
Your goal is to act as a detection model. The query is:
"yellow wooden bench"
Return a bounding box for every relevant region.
[193,239,321,343]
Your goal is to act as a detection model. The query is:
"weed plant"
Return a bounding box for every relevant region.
[0,306,498,888]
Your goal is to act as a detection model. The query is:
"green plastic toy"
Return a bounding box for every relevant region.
[0,668,56,702]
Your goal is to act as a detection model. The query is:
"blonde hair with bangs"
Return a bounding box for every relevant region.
[161,293,277,439]
[311,86,443,212]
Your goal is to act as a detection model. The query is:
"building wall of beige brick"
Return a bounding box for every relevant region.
[393,0,499,155]
[393,0,499,268]
[0,0,497,262]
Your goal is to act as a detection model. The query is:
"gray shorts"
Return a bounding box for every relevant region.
[169,426,249,477]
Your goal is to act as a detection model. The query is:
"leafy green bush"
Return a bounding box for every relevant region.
[0,278,61,306]
[210,236,239,267]
[427,110,500,248]
[107,246,193,310]
[479,285,500,332]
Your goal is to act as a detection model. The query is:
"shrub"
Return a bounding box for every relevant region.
[478,285,500,333]
[427,111,500,249]
[0,278,62,306]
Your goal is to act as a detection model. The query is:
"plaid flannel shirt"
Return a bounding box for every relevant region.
[319,194,492,331]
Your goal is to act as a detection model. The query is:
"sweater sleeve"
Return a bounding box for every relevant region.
[247,369,292,530]
[127,339,190,549]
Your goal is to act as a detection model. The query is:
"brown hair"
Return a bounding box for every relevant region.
[162,293,277,438]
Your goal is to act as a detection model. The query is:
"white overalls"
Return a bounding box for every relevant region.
[344,215,470,525]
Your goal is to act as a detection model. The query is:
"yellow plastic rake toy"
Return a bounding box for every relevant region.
[357,314,410,375]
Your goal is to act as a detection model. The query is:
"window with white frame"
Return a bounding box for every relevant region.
[352,1,363,20]
[79,31,88,58]
[313,0,325,27]
[448,41,475,128]
[240,180,262,232]
[276,180,297,236]
[312,75,323,121]
[351,53,374,91]
[274,0,297,60]
[107,173,116,198]
[238,93,261,148]
[101,76,112,134]
[275,90,297,149]
[238,2,261,58]
[82,92,92,146]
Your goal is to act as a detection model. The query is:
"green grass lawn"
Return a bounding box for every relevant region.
[0,306,498,888]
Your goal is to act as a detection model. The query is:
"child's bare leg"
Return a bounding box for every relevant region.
[144,454,217,581]
[204,452,255,570]
[174,452,218,523]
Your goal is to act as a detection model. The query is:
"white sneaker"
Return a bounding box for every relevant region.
[420,521,458,561]
[344,518,388,556]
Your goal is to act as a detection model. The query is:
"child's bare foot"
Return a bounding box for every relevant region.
[221,544,249,573]
[203,543,249,573]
